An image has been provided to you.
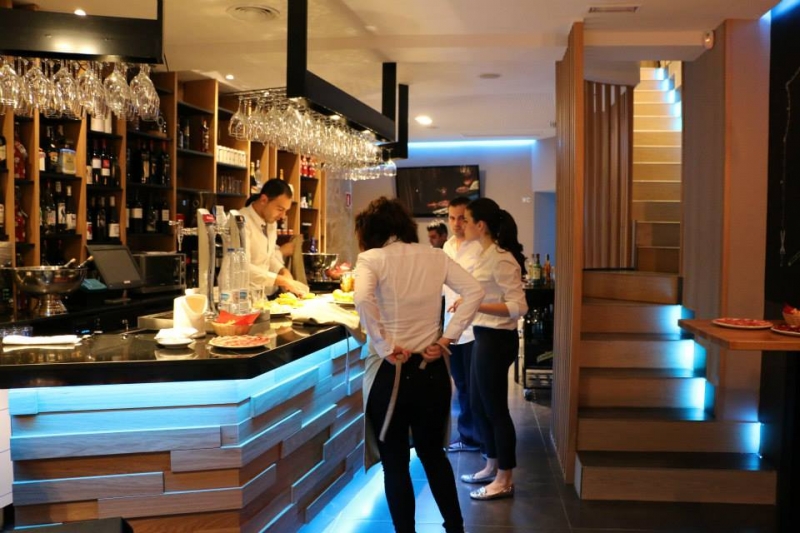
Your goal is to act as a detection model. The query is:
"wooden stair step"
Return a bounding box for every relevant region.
[577,408,758,453]
[580,332,693,369]
[634,130,682,146]
[631,200,681,222]
[639,68,667,81]
[635,221,680,248]
[633,180,681,201]
[636,246,680,273]
[633,146,682,164]
[579,367,705,409]
[575,451,776,504]
[634,102,680,117]
[583,270,681,304]
[634,116,681,131]
[581,299,684,334]
[634,90,676,104]
[637,79,673,90]
[633,162,681,181]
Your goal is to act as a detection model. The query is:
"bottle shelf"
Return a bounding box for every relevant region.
[217,107,236,119]
[127,182,171,190]
[40,116,81,124]
[87,131,123,141]
[127,232,172,238]
[39,172,82,182]
[88,238,123,245]
[217,162,247,171]
[86,185,123,193]
[13,179,33,187]
[177,101,214,116]
[216,192,247,198]
[41,233,81,240]
[177,148,213,158]
[16,243,34,252]
[127,129,171,142]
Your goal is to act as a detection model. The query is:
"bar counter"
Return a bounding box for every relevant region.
[0,319,367,532]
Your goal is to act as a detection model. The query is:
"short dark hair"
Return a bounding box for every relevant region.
[449,196,471,209]
[259,178,293,201]
[355,197,419,251]
[426,220,447,236]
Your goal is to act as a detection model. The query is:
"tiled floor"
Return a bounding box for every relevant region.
[301,377,778,533]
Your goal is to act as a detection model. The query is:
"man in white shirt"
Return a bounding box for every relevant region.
[442,197,483,453]
[240,179,308,296]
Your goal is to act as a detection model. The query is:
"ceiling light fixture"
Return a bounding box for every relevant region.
[226,4,281,22]
[479,73,501,79]
[225,74,235,80]
[415,115,433,126]
[588,4,640,13]
[74,8,87,16]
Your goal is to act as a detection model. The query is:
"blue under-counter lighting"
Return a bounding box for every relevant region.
[409,139,538,150]
[691,378,707,409]
[677,339,696,370]
[748,422,763,454]
[772,0,800,18]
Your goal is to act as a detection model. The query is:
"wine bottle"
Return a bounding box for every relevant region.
[100,139,111,186]
[65,185,77,234]
[149,140,159,185]
[159,197,171,235]
[91,139,101,185]
[160,141,171,186]
[108,196,120,240]
[86,197,94,242]
[46,126,59,173]
[201,119,210,153]
[145,194,158,233]
[140,140,150,184]
[130,191,144,234]
[43,181,57,236]
[54,180,66,233]
[95,196,107,242]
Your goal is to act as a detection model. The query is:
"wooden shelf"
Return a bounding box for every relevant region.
[127,232,171,238]
[127,182,171,190]
[15,243,34,252]
[86,185,124,193]
[217,162,247,171]
[178,101,214,115]
[127,130,171,142]
[216,192,247,198]
[42,233,82,240]
[177,186,213,195]
[177,148,213,158]
[218,107,236,119]
[13,179,34,186]
[678,319,800,351]
[39,172,81,182]
[87,131,123,140]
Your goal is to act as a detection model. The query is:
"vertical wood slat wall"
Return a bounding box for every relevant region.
[584,81,634,269]
[552,22,585,483]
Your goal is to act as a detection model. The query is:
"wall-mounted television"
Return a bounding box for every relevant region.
[395,165,481,217]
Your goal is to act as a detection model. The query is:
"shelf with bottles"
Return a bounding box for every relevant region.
[87,184,123,193]
[86,133,122,188]
[127,129,171,143]
[177,147,213,159]
[39,172,81,182]
[217,162,247,171]
[39,123,80,179]
[86,131,123,141]
[86,193,123,244]
[177,101,214,116]
[126,137,172,188]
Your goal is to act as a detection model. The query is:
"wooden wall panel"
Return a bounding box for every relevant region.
[552,22,585,483]
[11,338,367,531]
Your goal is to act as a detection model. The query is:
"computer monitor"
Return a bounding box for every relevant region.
[86,244,145,292]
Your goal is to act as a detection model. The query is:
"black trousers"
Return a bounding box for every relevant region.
[471,326,518,470]
[449,341,480,447]
[366,354,464,533]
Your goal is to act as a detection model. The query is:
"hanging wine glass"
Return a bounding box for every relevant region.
[0,56,22,109]
[54,61,82,119]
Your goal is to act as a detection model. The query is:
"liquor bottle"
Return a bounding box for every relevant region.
[145,194,158,233]
[86,197,94,242]
[54,180,66,233]
[108,196,120,240]
[46,126,59,173]
[42,181,57,236]
[109,144,119,187]
[525,254,535,282]
[543,254,552,284]
[64,185,76,234]
[125,146,132,183]
[15,197,27,243]
[160,141,171,186]
[95,196,107,242]
[58,137,77,175]
[140,140,150,184]
[254,159,262,186]
[177,120,185,149]
[182,118,191,150]
[309,156,316,178]
[249,161,257,192]
[90,139,101,185]
[14,123,28,180]
[533,253,542,286]
[0,188,4,237]
[159,197,171,235]
[100,139,111,186]
[201,119,210,153]
[300,155,307,179]
[149,141,159,185]
[0,131,7,170]
[130,191,144,234]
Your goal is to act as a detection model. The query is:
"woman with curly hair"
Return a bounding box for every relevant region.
[354,197,484,533]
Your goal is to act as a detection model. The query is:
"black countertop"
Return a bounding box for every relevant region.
[0,321,349,389]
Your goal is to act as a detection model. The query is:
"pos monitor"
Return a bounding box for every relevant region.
[86,244,144,302]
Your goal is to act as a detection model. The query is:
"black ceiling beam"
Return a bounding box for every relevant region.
[382,84,409,160]
[286,0,397,142]
[0,1,163,63]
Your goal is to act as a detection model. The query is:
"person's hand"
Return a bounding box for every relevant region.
[386,346,411,365]
[279,276,309,297]
[422,343,444,363]
[448,298,462,313]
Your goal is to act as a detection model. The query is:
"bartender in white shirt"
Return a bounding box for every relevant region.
[239,178,308,296]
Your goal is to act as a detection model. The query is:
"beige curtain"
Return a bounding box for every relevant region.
[584,81,633,269]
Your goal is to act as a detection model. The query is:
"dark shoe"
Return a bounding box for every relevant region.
[460,472,496,484]
[469,484,515,500]
[447,440,480,452]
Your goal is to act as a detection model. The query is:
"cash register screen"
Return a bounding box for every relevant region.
[87,244,145,291]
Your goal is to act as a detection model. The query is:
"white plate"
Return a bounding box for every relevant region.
[711,318,773,330]
[156,338,193,348]
[208,335,272,350]
[771,325,800,337]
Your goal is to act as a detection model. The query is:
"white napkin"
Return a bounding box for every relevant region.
[155,327,199,340]
[173,295,208,335]
[290,300,364,342]
[2,334,80,345]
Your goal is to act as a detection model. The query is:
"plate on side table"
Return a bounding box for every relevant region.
[711,318,773,330]
[771,324,800,337]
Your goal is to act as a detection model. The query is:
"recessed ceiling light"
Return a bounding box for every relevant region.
[588,4,640,13]
[329,114,342,121]
[226,4,280,22]
[74,8,87,16]
[225,74,235,80]
[479,73,501,79]
[415,115,433,126]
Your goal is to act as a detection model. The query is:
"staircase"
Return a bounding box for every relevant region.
[573,271,776,504]
[632,66,682,273]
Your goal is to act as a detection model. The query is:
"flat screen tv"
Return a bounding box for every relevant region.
[87,244,145,291]
[395,165,481,217]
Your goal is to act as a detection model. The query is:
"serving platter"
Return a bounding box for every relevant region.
[771,324,800,337]
[711,318,773,330]
[208,335,272,349]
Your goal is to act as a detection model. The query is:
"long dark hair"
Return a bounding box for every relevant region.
[467,198,526,273]
[355,197,419,251]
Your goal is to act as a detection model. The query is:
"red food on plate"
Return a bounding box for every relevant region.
[712,318,773,329]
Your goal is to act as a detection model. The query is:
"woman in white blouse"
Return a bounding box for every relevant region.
[354,197,483,533]
[457,198,528,501]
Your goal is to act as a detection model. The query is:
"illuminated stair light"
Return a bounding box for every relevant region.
[691,378,707,409]
[676,339,695,370]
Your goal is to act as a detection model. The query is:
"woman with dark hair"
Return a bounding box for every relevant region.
[456,197,527,501]
[354,197,484,533]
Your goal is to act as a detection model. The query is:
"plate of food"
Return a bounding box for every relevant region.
[711,318,773,330]
[332,289,355,305]
[208,346,268,358]
[208,335,273,350]
[156,338,193,349]
[771,323,800,337]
